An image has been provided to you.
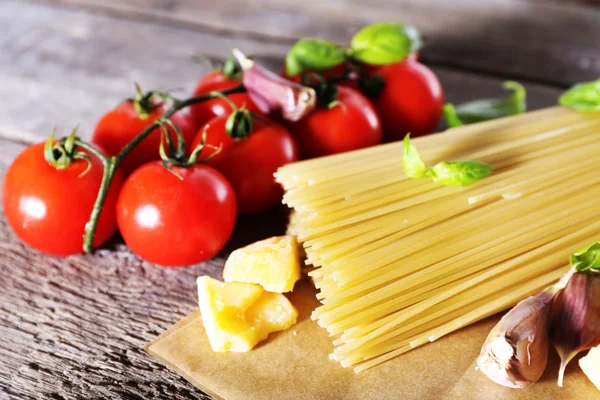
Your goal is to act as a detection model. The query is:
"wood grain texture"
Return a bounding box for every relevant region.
[0,138,288,399]
[1,1,561,144]
[0,1,581,399]
[30,0,600,86]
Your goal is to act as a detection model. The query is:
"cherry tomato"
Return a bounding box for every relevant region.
[191,117,298,215]
[286,86,382,159]
[190,71,263,129]
[2,142,124,256]
[191,92,264,130]
[370,60,444,141]
[116,162,236,267]
[92,101,196,176]
[193,69,241,95]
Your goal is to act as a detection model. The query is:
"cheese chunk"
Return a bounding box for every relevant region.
[197,276,298,352]
[247,291,298,333]
[223,235,301,293]
[580,346,600,390]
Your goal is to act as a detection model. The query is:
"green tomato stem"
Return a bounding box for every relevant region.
[79,84,246,253]
[83,155,117,253]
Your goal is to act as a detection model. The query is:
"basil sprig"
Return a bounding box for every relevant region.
[285,39,347,76]
[570,241,600,272]
[426,161,493,186]
[349,22,422,65]
[443,81,527,128]
[285,23,422,76]
[402,134,493,186]
[559,79,600,112]
[402,134,426,179]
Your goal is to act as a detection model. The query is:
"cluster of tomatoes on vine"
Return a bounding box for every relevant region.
[2,23,444,267]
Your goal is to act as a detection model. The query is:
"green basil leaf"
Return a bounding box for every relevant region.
[444,81,526,126]
[402,134,426,179]
[426,161,493,186]
[442,104,464,128]
[559,79,600,112]
[349,23,422,65]
[285,39,347,76]
[570,241,600,272]
[403,134,492,186]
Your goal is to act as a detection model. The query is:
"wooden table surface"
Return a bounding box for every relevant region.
[1,1,600,398]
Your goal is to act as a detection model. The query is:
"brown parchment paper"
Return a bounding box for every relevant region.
[145,281,596,400]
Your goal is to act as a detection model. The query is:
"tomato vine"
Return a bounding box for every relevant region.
[74,84,246,253]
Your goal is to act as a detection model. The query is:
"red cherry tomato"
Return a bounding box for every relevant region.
[287,86,382,159]
[191,117,298,215]
[92,101,196,176]
[193,70,241,94]
[116,162,237,267]
[2,142,124,255]
[191,92,263,130]
[190,71,263,129]
[370,60,444,141]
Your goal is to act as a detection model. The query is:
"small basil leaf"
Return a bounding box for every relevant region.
[570,241,600,272]
[442,104,464,128]
[350,23,422,65]
[426,161,493,186]
[286,39,347,76]
[402,134,426,179]
[444,81,527,126]
[559,79,600,112]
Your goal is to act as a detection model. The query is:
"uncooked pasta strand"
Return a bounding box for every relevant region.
[275,107,600,372]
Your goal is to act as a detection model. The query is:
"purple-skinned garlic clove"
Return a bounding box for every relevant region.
[232,49,316,122]
[477,271,572,388]
[551,270,600,387]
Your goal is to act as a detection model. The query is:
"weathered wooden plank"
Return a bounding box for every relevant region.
[0,137,288,399]
[0,1,283,143]
[0,2,566,398]
[30,0,600,86]
[1,1,561,145]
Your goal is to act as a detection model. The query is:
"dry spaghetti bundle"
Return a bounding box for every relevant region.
[275,107,600,373]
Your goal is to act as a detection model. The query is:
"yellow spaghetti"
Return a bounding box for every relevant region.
[275,107,600,372]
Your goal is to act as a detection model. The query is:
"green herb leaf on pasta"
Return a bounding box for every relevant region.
[402,135,492,186]
[570,241,600,272]
[559,79,600,112]
[285,39,347,76]
[426,161,493,186]
[402,134,426,179]
[443,81,527,127]
[349,22,422,65]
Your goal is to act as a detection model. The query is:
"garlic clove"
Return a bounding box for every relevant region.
[232,49,316,122]
[478,290,553,388]
[550,270,600,387]
[478,271,572,388]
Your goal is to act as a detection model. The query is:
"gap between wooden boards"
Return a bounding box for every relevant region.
[0,1,562,148]
[24,0,600,87]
